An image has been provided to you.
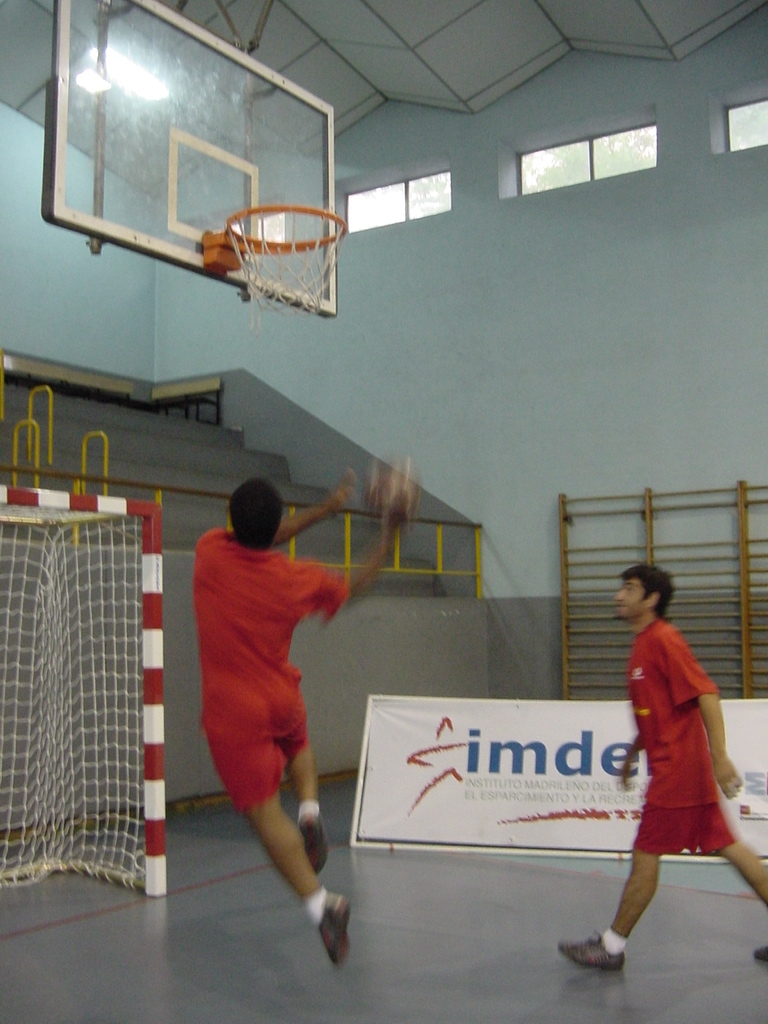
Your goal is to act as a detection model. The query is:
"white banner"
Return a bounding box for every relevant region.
[351,696,768,857]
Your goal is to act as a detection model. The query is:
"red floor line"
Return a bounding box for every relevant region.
[0,842,347,943]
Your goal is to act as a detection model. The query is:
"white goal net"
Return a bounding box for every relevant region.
[0,500,154,891]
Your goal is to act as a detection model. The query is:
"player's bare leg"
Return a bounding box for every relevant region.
[720,841,768,904]
[719,842,768,963]
[287,745,318,803]
[288,745,329,873]
[247,795,350,965]
[247,794,318,897]
[559,848,659,969]
[611,848,660,937]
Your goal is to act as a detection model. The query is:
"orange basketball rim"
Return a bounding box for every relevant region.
[202,204,347,317]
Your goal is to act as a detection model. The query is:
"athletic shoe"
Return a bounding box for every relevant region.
[300,813,329,873]
[755,945,768,963]
[558,932,625,971]
[319,892,350,966]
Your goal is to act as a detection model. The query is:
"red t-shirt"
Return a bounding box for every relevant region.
[193,528,349,741]
[628,618,720,808]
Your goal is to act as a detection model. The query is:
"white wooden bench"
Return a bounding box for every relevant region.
[2,352,135,403]
[150,376,222,424]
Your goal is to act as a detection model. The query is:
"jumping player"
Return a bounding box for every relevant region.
[193,470,402,966]
[559,563,768,970]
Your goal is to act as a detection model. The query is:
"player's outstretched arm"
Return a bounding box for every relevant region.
[698,692,743,799]
[273,469,356,546]
[348,509,403,599]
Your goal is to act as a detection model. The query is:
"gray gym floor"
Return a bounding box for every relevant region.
[1,777,766,1024]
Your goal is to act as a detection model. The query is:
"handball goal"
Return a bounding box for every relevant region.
[0,486,165,896]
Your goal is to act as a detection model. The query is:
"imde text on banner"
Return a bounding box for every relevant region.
[351,697,768,857]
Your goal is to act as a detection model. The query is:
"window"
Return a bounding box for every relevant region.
[728,99,768,152]
[520,125,657,196]
[407,172,452,221]
[347,183,405,232]
[347,171,451,233]
[520,141,590,195]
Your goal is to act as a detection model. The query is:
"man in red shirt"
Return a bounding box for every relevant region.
[194,470,402,966]
[559,563,768,969]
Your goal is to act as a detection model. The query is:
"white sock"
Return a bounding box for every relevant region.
[298,800,320,822]
[304,886,327,925]
[602,928,627,955]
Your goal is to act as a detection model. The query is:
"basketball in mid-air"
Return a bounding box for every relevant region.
[364,458,421,523]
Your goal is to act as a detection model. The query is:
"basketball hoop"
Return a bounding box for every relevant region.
[203,205,347,330]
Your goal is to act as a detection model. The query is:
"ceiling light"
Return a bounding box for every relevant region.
[75,68,112,94]
[84,46,169,101]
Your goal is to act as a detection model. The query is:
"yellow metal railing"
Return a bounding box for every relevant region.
[0,461,482,595]
[11,420,40,487]
[1,373,481,593]
[80,431,109,496]
[28,385,54,466]
[280,502,481,593]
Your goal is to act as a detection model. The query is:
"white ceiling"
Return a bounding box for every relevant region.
[1,0,767,134]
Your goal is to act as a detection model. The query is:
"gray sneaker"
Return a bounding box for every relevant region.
[755,945,768,963]
[558,932,625,971]
[319,892,350,966]
[300,814,329,873]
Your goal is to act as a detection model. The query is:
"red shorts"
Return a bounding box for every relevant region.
[634,802,736,855]
[205,716,310,814]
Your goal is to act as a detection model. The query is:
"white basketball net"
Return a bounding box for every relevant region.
[226,205,347,329]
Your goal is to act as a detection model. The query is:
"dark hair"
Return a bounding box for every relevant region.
[229,478,283,549]
[621,563,674,618]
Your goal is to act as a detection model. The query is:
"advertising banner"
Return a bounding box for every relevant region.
[351,696,768,857]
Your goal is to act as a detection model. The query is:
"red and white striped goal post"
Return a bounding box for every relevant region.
[0,484,166,897]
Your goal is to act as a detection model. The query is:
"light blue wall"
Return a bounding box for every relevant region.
[3,10,768,602]
[156,10,768,599]
[0,103,156,379]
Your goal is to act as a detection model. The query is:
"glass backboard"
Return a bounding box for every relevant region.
[42,0,338,314]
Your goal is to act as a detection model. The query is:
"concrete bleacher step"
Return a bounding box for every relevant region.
[2,382,230,439]
[2,376,451,587]
[1,382,293,489]
[1,382,353,550]
[0,382,240,450]
[39,433,289,491]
